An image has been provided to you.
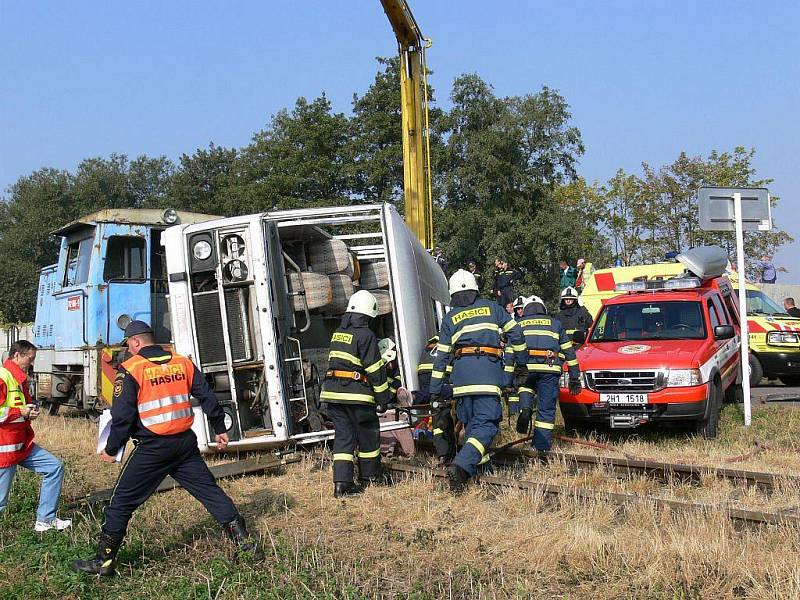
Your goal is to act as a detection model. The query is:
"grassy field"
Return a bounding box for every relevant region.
[3,402,800,599]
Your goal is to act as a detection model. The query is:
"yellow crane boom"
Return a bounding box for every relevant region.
[379,0,434,249]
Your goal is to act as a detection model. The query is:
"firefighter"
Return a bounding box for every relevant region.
[515,297,582,452]
[430,269,527,493]
[320,290,390,497]
[504,295,527,414]
[416,335,455,464]
[72,321,257,577]
[555,287,593,342]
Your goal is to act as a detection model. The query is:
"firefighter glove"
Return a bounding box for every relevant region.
[516,407,532,434]
[568,378,582,396]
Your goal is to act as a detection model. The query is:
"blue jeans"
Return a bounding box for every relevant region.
[0,444,65,522]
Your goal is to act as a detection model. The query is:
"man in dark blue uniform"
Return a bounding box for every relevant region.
[430,270,527,492]
[514,297,582,451]
[415,335,455,464]
[72,321,257,577]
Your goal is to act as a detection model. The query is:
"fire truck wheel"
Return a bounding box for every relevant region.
[695,381,721,439]
[748,354,764,387]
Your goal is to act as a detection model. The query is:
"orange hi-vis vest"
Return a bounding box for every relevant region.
[122,353,195,435]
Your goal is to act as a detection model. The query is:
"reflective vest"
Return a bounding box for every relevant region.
[122,354,195,435]
[0,366,34,467]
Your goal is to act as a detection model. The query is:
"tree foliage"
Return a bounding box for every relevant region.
[0,61,791,321]
[598,147,793,278]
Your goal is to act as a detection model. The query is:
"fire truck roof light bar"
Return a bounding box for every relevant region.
[615,277,702,292]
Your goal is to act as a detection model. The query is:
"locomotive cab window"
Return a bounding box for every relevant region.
[63,236,93,287]
[104,236,146,281]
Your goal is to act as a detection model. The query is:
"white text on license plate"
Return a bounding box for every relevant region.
[600,393,648,405]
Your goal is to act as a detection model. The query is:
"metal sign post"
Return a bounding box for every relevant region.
[697,186,771,427]
[732,193,752,425]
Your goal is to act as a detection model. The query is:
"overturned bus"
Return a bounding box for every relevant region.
[162,203,449,452]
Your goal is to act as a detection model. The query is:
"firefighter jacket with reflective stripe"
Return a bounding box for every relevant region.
[0,361,35,467]
[430,299,526,398]
[517,314,580,378]
[321,314,388,406]
[416,342,453,390]
[122,353,196,435]
[556,304,593,336]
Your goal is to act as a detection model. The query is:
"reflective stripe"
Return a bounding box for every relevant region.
[508,397,519,403]
[534,420,555,430]
[146,354,172,362]
[372,381,389,393]
[320,391,375,404]
[431,370,445,380]
[518,386,534,394]
[0,443,24,453]
[566,359,579,367]
[526,364,562,373]
[432,428,444,435]
[141,407,194,427]
[565,329,577,335]
[451,323,501,344]
[333,453,354,462]
[560,342,572,350]
[358,448,381,459]
[417,364,434,373]
[139,394,190,414]
[445,365,453,374]
[523,329,559,339]
[436,343,451,353]
[511,343,527,352]
[329,351,362,366]
[478,453,491,465]
[502,320,518,333]
[466,437,485,456]
[503,365,514,373]
[452,384,503,396]
[364,360,383,374]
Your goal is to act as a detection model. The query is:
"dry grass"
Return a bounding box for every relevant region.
[3,403,800,599]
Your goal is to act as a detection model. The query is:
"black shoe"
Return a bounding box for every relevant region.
[72,533,121,577]
[446,465,470,495]
[333,481,363,498]
[223,515,261,560]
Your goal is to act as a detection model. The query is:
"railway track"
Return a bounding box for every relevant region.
[415,438,797,493]
[384,460,800,526]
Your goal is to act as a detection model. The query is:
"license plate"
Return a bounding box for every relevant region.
[600,393,648,405]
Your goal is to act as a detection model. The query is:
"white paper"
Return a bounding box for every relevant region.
[96,409,125,462]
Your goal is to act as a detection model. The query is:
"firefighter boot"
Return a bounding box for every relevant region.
[223,515,261,560]
[333,481,364,498]
[71,533,122,576]
[446,465,470,495]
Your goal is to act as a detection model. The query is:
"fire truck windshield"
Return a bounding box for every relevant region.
[591,301,707,342]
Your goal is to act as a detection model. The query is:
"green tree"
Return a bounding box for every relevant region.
[600,147,793,277]
[235,94,351,212]
[168,144,238,215]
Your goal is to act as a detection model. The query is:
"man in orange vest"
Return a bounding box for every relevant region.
[72,321,257,576]
[0,340,71,532]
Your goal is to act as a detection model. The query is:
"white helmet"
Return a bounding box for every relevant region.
[378,338,397,363]
[523,295,547,313]
[448,269,479,295]
[560,286,579,300]
[346,289,379,318]
[512,295,526,310]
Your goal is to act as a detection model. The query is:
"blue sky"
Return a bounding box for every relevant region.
[1,1,797,280]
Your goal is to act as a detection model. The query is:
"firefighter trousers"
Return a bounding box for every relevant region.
[520,372,559,451]
[102,432,239,540]
[432,406,456,462]
[327,403,381,483]
[453,395,502,477]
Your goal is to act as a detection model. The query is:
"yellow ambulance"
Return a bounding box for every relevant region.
[581,262,800,386]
